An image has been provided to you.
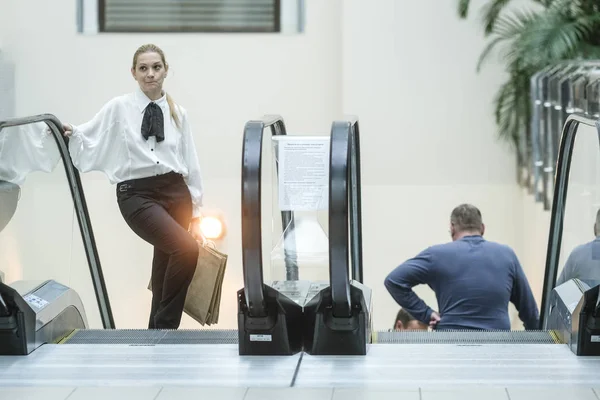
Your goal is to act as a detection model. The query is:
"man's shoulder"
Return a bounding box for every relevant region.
[576,239,597,251]
[479,239,518,257]
[567,240,598,259]
[424,241,463,255]
[428,238,517,256]
[481,239,514,250]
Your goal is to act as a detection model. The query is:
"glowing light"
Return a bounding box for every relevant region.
[200,216,224,240]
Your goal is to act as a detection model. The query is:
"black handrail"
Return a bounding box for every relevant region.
[539,113,600,328]
[241,115,293,317]
[329,118,363,317]
[0,114,115,329]
[348,120,364,284]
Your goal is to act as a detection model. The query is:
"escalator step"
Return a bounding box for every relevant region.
[373,330,561,344]
[60,329,239,345]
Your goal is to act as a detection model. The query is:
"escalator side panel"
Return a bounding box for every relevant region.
[303,282,370,355]
[0,282,36,355]
[237,285,303,355]
[39,305,86,345]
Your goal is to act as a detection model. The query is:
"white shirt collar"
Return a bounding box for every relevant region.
[135,86,167,113]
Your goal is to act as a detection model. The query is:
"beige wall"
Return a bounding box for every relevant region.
[0,0,565,331]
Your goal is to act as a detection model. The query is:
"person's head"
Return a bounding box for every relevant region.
[594,209,600,237]
[449,203,485,241]
[131,44,180,128]
[393,309,427,331]
[131,44,169,97]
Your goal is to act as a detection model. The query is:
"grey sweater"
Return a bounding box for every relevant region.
[384,235,539,330]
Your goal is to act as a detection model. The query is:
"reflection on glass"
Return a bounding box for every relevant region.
[555,123,600,287]
[0,123,61,233]
[0,121,104,328]
[556,210,600,286]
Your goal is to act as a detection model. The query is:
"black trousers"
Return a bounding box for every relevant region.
[116,172,199,330]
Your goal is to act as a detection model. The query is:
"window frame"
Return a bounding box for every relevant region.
[96,0,283,34]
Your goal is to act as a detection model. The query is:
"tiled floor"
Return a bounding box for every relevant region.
[0,344,300,387]
[1,387,599,400]
[295,344,600,388]
[3,344,600,399]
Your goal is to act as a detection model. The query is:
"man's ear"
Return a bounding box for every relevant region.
[480,223,486,236]
[395,320,404,331]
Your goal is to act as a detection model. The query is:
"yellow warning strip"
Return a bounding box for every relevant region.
[56,329,79,344]
[548,330,562,344]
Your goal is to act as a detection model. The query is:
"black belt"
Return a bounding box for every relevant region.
[117,171,183,193]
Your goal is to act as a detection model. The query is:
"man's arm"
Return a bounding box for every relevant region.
[510,254,540,330]
[384,249,435,325]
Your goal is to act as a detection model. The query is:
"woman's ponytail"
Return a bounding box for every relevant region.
[166,93,181,129]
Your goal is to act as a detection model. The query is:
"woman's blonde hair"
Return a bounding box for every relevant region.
[132,44,181,129]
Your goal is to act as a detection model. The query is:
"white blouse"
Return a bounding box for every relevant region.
[68,88,204,218]
[0,122,61,186]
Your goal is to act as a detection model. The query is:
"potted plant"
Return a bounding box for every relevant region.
[457,0,600,187]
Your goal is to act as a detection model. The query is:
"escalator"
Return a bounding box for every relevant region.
[371,113,600,352]
[237,116,371,355]
[0,114,235,353]
[1,110,600,388]
[0,113,373,354]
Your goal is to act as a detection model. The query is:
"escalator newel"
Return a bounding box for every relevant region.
[0,292,9,316]
[237,284,304,356]
[237,118,303,356]
[303,120,372,356]
[0,282,36,356]
[577,284,600,356]
[546,279,600,356]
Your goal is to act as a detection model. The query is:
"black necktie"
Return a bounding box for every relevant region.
[141,102,165,142]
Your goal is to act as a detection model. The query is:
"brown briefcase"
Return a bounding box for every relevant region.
[148,240,228,326]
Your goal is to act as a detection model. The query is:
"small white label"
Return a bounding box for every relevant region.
[591,335,600,343]
[250,334,272,342]
[23,294,49,310]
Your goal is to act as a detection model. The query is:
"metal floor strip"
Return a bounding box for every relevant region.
[61,329,559,346]
[374,330,560,344]
[62,329,239,344]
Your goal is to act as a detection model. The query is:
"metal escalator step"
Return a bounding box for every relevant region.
[61,329,238,345]
[373,330,560,344]
[62,329,559,346]
[160,330,238,344]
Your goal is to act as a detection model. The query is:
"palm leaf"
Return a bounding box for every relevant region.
[458,0,471,18]
[493,9,541,39]
[515,11,600,68]
[476,37,507,71]
[475,10,541,71]
[460,0,600,186]
[575,43,600,58]
[480,0,514,35]
[494,80,520,145]
[493,64,534,146]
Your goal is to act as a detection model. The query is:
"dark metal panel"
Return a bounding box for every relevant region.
[329,121,351,317]
[241,115,290,317]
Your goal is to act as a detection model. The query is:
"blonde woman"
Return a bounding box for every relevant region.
[64,44,204,330]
